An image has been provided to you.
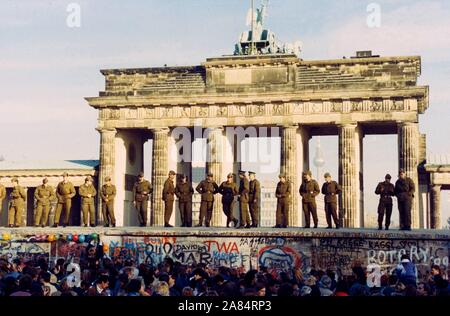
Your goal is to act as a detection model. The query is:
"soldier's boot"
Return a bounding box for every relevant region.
[385,225,389,230]
[378,222,383,230]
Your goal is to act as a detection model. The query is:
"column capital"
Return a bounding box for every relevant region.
[396,121,418,127]
[337,123,358,129]
[431,184,442,191]
[96,127,117,134]
[151,127,170,134]
[279,124,299,130]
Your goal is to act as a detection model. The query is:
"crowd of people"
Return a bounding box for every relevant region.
[1,248,448,297]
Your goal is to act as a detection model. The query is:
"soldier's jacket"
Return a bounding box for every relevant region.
[101,184,116,202]
[321,181,342,203]
[299,180,320,203]
[395,177,415,202]
[10,185,26,206]
[162,179,175,201]
[175,182,194,202]
[249,179,261,204]
[0,184,6,201]
[79,184,97,204]
[34,184,56,205]
[219,181,238,203]
[133,180,153,202]
[275,181,291,202]
[239,178,250,203]
[375,181,395,203]
[196,180,219,202]
[56,181,76,203]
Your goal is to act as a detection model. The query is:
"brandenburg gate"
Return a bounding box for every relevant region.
[86,52,429,229]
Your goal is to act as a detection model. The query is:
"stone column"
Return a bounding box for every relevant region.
[430,185,441,229]
[206,127,224,227]
[280,125,299,227]
[398,122,420,228]
[338,124,358,228]
[151,128,169,226]
[97,128,117,224]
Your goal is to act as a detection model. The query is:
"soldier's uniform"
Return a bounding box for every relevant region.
[101,177,116,227]
[321,177,342,229]
[395,171,415,230]
[195,175,219,227]
[8,180,26,227]
[375,176,395,230]
[175,178,194,227]
[54,175,76,226]
[162,171,176,227]
[238,172,251,228]
[79,178,97,226]
[275,176,291,228]
[0,182,6,222]
[299,174,320,228]
[218,175,238,227]
[248,173,261,228]
[133,175,153,227]
[34,180,56,227]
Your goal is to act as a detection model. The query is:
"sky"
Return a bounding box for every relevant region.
[0,0,449,226]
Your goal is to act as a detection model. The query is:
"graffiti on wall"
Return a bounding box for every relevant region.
[0,241,50,262]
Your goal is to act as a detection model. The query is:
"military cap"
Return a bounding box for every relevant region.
[239,170,246,175]
[399,169,406,174]
[227,173,234,178]
[385,174,392,180]
[249,171,256,175]
[11,177,19,183]
[85,176,93,182]
[278,174,286,178]
[62,172,69,177]
[105,176,112,181]
[207,173,213,177]
[138,172,145,178]
[42,178,49,184]
[169,170,176,176]
[324,172,332,178]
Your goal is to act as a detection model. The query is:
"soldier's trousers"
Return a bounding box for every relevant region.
[249,202,259,227]
[164,199,174,225]
[276,200,289,227]
[199,201,214,226]
[135,200,148,226]
[102,201,116,225]
[55,200,72,225]
[35,203,51,226]
[325,202,339,228]
[81,202,96,226]
[8,202,24,226]
[239,200,250,226]
[222,200,236,225]
[398,199,412,229]
[377,201,392,228]
[302,201,318,227]
[179,202,192,227]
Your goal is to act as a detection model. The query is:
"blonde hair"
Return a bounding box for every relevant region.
[155,281,170,297]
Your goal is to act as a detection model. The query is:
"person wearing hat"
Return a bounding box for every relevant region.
[248,171,261,228]
[34,178,56,227]
[101,176,116,227]
[218,173,239,228]
[0,177,6,226]
[275,174,291,228]
[132,172,153,227]
[321,173,342,229]
[237,171,251,229]
[175,174,194,227]
[299,171,320,229]
[8,178,26,227]
[195,173,219,227]
[375,174,395,230]
[394,169,415,231]
[79,176,97,227]
[54,172,76,227]
[162,170,176,227]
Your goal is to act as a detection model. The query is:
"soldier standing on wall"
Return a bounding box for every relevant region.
[321,173,342,229]
[196,173,219,227]
[218,173,239,228]
[394,169,415,231]
[162,170,176,227]
[248,171,261,228]
[175,174,194,227]
[237,171,251,229]
[375,174,395,230]
[34,178,56,227]
[0,178,5,226]
[101,176,116,227]
[8,178,26,228]
[54,172,76,227]
[79,176,97,227]
[133,172,153,227]
[275,174,291,228]
[299,171,320,229]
